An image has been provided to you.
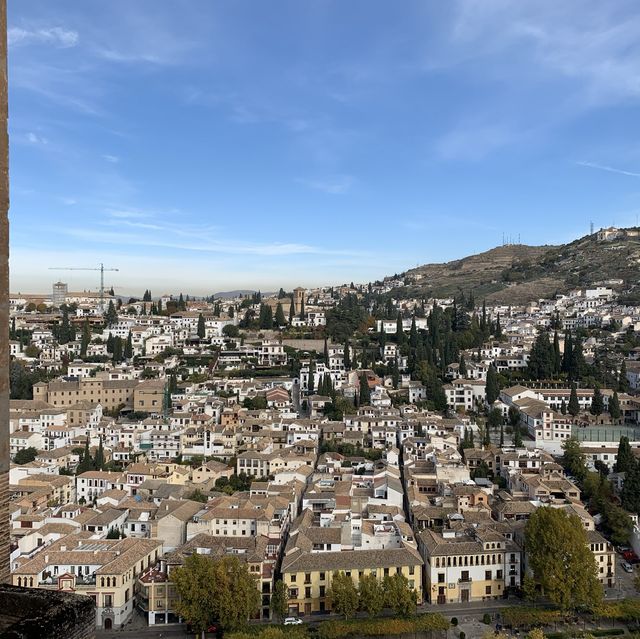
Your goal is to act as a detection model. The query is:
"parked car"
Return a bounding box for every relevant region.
[284,617,303,626]
[621,561,633,573]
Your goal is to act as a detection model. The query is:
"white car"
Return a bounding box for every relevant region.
[622,561,633,573]
[284,617,303,626]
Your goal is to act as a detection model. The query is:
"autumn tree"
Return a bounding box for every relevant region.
[173,554,259,636]
[270,579,289,622]
[329,571,359,619]
[525,507,602,610]
[358,573,384,617]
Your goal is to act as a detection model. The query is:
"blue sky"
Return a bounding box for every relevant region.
[8,0,640,295]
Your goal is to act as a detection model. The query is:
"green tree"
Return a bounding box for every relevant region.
[343,339,351,371]
[76,438,95,474]
[270,579,289,622]
[590,384,604,416]
[609,390,621,420]
[80,320,91,358]
[289,297,294,324]
[124,332,133,359]
[568,382,580,417]
[525,507,602,610]
[14,447,38,465]
[359,373,371,405]
[104,300,118,327]
[527,331,554,380]
[615,436,635,473]
[329,571,359,619]
[173,554,259,635]
[197,313,206,339]
[383,573,417,617]
[94,436,105,470]
[358,573,384,617]
[513,424,523,447]
[487,407,503,429]
[619,360,629,393]
[621,461,640,515]
[486,365,500,405]
[275,303,286,327]
[561,437,586,483]
[560,398,567,415]
[458,354,467,377]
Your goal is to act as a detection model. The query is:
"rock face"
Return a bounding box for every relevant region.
[0,584,96,639]
[391,228,640,304]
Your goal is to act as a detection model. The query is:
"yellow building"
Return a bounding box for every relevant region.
[419,527,522,604]
[12,531,163,630]
[281,547,423,616]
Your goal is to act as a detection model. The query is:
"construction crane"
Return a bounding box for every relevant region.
[48,263,119,312]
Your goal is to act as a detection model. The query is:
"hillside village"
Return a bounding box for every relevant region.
[8,229,640,631]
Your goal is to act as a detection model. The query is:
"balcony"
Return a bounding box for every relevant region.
[458,577,472,583]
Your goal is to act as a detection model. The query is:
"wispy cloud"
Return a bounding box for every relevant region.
[25,131,48,145]
[102,154,119,164]
[436,122,518,161]
[9,26,79,49]
[297,175,354,194]
[576,161,640,178]
[63,227,343,257]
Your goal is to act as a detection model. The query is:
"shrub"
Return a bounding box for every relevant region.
[451,617,458,626]
[483,613,491,625]
[459,633,466,639]
[317,615,449,639]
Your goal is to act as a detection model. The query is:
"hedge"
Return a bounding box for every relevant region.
[501,606,562,627]
[317,615,449,639]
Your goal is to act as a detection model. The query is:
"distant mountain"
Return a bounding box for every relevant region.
[391,228,640,304]
[213,290,257,299]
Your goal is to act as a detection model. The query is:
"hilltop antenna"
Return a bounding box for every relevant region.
[590,221,594,235]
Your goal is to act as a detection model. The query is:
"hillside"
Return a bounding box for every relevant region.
[392,228,640,304]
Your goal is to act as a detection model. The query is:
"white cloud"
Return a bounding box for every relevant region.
[297,175,354,194]
[9,26,79,49]
[436,122,517,161]
[102,154,119,164]
[576,161,640,178]
[26,131,48,145]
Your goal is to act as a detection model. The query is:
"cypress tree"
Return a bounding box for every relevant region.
[76,438,94,474]
[590,384,604,416]
[307,361,315,394]
[409,316,417,349]
[486,364,499,405]
[615,436,635,473]
[553,331,561,375]
[609,390,621,421]
[481,300,487,335]
[299,296,305,320]
[178,293,185,310]
[106,333,115,354]
[500,424,504,447]
[495,313,502,339]
[94,436,105,471]
[396,312,404,344]
[275,303,286,327]
[124,332,133,359]
[562,331,573,374]
[323,338,329,365]
[343,340,351,371]
[289,297,295,323]
[459,354,467,378]
[197,313,206,338]
[105,300,117,327]
[514,424,523,447]
[619,361,629,393]
[80,320,91,358]
[568,382,580,416]
[560,398,567,415]
[359,373,371,405]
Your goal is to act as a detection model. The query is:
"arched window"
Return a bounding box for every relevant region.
[101,577,105,587]
[17,577,21,587]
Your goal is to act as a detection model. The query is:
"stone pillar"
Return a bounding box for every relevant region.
[0,0,9,584]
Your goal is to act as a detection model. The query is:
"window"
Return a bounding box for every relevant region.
[485,585,492,595]
[319,572,325,581]
[290,574,297,583]
[305,587,311,599]
[409,565,415,576]
[438,573,445,584]
[485,570,491,580]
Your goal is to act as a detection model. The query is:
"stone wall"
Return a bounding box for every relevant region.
[0,585,95,639]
